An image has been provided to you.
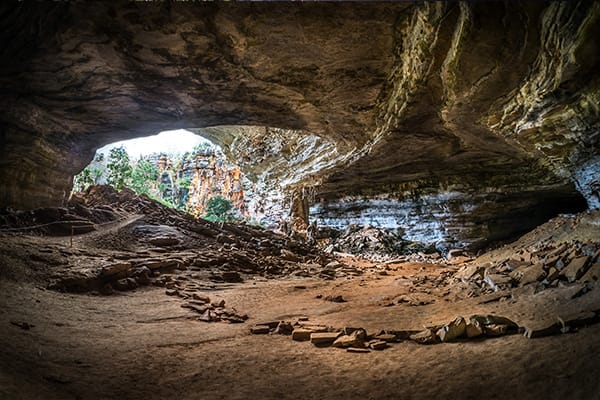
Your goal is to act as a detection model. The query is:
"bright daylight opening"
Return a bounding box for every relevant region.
[73,129,247,223]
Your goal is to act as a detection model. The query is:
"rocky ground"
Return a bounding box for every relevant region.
[1,187,599,400]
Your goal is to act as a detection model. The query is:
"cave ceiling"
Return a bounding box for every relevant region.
[0,1,599,210]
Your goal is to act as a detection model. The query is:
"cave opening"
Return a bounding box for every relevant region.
[73,129,250,222]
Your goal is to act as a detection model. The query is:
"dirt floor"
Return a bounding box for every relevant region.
[1,191,600,399]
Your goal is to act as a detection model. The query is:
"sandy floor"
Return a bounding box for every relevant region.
[2,252,600,400]
[1,203,600,399]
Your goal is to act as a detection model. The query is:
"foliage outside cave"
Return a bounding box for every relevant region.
[73,145,242,222]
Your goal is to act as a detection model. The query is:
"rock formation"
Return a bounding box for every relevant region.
[0,2,598,247]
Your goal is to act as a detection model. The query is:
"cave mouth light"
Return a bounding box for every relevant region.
[73,129,247,222]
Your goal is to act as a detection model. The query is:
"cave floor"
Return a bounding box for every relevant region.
[1,239,600,400]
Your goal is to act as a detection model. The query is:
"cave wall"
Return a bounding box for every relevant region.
[0,1,598,246]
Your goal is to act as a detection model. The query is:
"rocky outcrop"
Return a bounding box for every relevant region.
[0,2,598,246]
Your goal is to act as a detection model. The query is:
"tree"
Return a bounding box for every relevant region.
[204,196,234,223]
[73,167,103,192]
[131,159,159,196]
[107,146,132,190]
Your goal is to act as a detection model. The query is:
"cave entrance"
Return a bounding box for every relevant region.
[73,129,247,222]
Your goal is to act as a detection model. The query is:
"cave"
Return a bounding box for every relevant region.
[1,2,599,400]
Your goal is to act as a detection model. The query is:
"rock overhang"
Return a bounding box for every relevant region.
[0,1,598,246]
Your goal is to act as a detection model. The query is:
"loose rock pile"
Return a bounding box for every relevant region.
[250,314,525,351]
[451,240,600,297]
[325,224,437,261]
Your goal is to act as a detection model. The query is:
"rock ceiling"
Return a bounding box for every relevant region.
[0,2,598,220]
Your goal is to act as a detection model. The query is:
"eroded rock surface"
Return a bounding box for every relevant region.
[0,2,598,246]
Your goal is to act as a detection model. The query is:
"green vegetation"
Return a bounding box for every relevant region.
[130,159,159,196]
[106,146,132,190]
[203,196,234,223]
[73,167,103,192]
[73,144,244,224]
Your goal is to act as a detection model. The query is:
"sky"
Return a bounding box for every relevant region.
[97,129,210,158]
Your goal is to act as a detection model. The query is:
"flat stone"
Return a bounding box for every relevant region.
[436,316,466,342]
[455,264,485,280]
[292,328,314,342]
[518,263,547,286]
[368,340,388,350]
[310,332,341,346]
[333,329,367,348]
[409,329,438,345]
[523,321,562,339]
[346,348,371,353]
[558,311,599,330]
[373,333,397,343]
[560,256,592,282]
[255,321,281,329]
[250,325,271,334]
